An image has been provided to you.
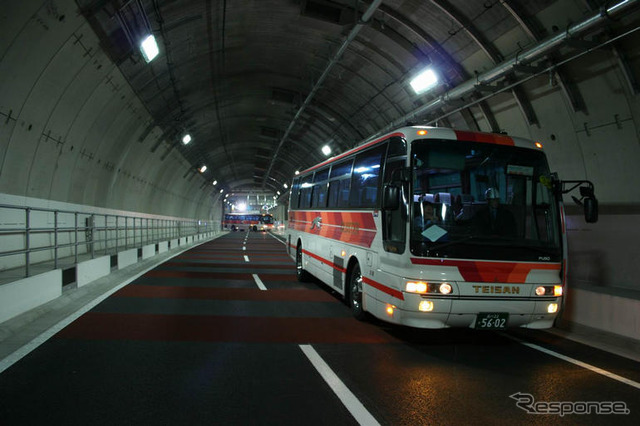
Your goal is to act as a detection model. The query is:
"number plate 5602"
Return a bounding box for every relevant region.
[475,312,508,330]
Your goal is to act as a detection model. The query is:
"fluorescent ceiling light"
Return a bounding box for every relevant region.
[140,35,159,63]
[410,68,438,94]
[199,165,207,173]
[220,189,224,193]
[283,183,288,189]
[182,134,191,145]
[212,180,217,185]
[322,145,331,156]
[295,170,300,175]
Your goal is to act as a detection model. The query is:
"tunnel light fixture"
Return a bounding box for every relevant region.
[220,189,224,193]
[295,170,300,175]
[212,180,217,186]
[322,145,331,156]
[182,134,192,145]
[140,35,159,63]
[283,183,288,189]
[199,165,207,173]
[410,68,438,95]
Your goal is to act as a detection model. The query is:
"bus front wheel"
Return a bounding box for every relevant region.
[348,263,367,321]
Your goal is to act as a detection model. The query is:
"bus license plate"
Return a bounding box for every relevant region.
[475,312,508,330]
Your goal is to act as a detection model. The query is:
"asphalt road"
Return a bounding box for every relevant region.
[1,231,638,425]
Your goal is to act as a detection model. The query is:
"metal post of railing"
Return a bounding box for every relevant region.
[74,212,79,264]
[54,210,59,269]
[25,208,31,277]
[115,215,119,254]
[90,214,95,259]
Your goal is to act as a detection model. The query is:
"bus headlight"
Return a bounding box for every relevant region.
[548,303,558,313]
[535,285,563,296]
[406,281,428,294]
[439,283,453,295]
[405,281,454,295]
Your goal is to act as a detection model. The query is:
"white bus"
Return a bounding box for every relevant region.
[286,126,597,329]
[223,213,275,232]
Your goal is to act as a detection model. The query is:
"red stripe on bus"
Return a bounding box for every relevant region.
[302,248,346,273]
[454,130,515,146]
[410,258,561,284]
[362,277,404,301]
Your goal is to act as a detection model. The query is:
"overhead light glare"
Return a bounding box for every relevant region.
[322,145,331,156]
[410,68,438,94]
[212,180,217,185]
[283,183,288,189]
[140,35,159,63]
[295,170,300,175]
[182,134,192,145]
[199,165,207,173]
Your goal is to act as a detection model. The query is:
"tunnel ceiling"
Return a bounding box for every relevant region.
[75,0,640,197]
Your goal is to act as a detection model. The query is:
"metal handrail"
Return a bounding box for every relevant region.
[0,203,216,278]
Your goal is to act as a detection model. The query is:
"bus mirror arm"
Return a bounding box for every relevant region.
[544,175,598,223]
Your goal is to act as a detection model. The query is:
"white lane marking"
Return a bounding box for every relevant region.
[0,239,215,375]
[508,335,640,390]
[268,232,288,246]
[252,274,267,291]
[244,255,250,262]
[299,344,380,426]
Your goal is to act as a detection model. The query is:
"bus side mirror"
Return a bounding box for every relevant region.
[583,196,598,223]
[558,179,598,224]
[383,185,400,210]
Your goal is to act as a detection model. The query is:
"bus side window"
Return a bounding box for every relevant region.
[299,174,314,209]
[312,167,329,208]
[350,145,385,208]
[290,178,300,209]
[327,159,353,208]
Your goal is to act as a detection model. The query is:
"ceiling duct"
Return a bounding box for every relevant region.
[370,0,640,139]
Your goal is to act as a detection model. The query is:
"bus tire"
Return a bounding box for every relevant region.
[348,263,367,321]
[296,244,311,282]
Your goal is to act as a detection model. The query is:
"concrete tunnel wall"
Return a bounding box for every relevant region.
[0,0,220,220]
[0,0,639,340]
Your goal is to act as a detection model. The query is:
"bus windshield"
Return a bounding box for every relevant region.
[410,139,561,262]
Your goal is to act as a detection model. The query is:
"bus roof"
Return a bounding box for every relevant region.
[301,126,543,175]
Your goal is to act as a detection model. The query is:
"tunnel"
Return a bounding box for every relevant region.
[1,1,639,424]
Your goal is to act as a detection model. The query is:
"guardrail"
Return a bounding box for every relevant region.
[0,203,214,279]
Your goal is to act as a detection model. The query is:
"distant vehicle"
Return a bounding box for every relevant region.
[223,213,275,232]
[286,126,597,329]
